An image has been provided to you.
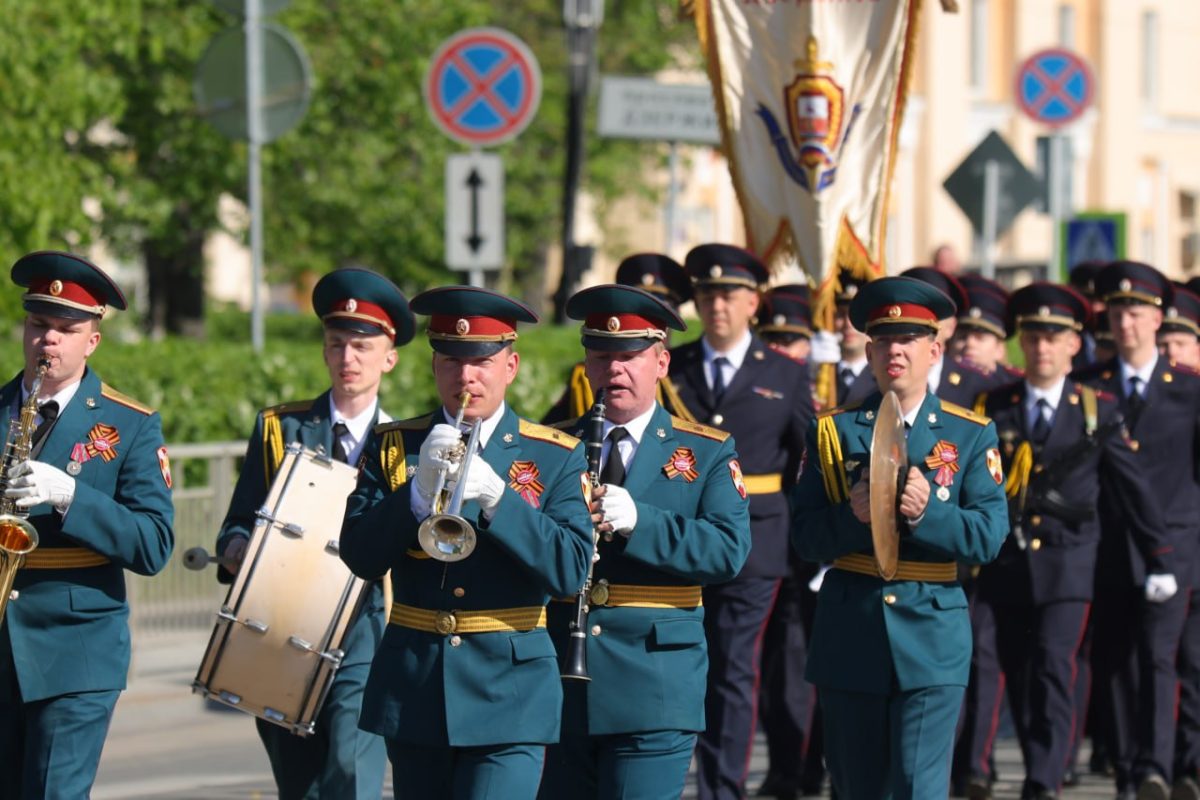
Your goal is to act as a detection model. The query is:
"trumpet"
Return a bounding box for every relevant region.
[417,391,481,562]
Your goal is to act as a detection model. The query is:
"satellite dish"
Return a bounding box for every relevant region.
[194,23,312,143]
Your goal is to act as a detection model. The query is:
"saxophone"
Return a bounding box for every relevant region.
[0,357,49,624]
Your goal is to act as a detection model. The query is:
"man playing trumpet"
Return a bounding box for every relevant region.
[791,277,1008,798]
[340,286,592,799]
[539,284,750,800]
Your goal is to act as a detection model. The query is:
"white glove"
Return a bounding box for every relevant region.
[808,565,831,593]
[5,459,76,513]
[599,484,638,536]
[458,458,506,518]
[810,331,841,364]
[415,424,463,499]
[1145,573,1178,603]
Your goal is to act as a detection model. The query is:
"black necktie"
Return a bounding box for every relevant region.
[711,356,730,405]
[331,421,351,464]
[31,400,58,449]
[1031,398,1052,444]
[600,427,629,486]
[1127,376,1145,415]
[840,367,855,387]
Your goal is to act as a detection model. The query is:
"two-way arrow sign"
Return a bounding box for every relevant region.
[446,152,504,273]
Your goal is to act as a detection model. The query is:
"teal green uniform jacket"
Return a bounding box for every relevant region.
[340,405,593,747]
[551,404,751,735]
[790,391,1008,694]
[3,368,175,702]
[215,390,386,670]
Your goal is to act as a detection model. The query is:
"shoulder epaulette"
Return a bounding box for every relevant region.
[941,401,991,426]
[550,417,581,432]
[263,399,313,419]
[519,419,580,450]
[1168,360,1200,378]
[375,413,435,434]
[671,417,731,442]
[100,384,153,415]
[816,402,861,419]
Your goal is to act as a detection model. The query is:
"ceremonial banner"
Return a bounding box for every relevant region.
[693,0,923,315]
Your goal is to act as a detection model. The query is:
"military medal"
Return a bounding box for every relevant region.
[936,486,950,502]
[508,460,544,508]
[663,447,699,482]
[84,423,120,462]
[924,439,960,491]
[66,461,82,476]
[67,442,90,476]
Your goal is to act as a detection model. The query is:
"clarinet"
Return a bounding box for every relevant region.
[561,389,606,681]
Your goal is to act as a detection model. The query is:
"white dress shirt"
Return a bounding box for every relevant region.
[702,330,754,391]
[600,403,658,475]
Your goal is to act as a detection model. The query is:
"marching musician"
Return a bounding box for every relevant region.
[791,276,1008,798]
[1074,261,1200,800]
[665,243,812,800]
[340,286,592,799]
[971,283,1169,800]
[214,268,412,799]
[538,283,750,799]
[541,253,692,425]
[0,251,175,798]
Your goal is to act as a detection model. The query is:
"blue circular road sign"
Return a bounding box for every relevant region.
[424,27,542,148]
[1015,48,1094,128]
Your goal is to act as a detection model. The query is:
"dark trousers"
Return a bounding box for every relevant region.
[255,661,387,800]
[388,740,545,800]
[757,573,814,792]
[1065,616,1095,776]
[1177,590,1200,779]
[694,575,781,800]
[1093,584,1189,788]
[953,592,1004,783]
[993,599,1090,793]
[821,684,964,800]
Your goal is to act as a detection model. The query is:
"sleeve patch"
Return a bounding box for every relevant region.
[157,446,172,489]
[728,459,748,499]
[986,447,1004,485]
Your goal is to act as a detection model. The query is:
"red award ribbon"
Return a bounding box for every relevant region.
[924,439,960,487]
[663,447,700,482]
[508,460,544,508]
[84,423,121,462]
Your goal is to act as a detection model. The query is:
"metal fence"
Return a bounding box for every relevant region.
[127,441,245,637]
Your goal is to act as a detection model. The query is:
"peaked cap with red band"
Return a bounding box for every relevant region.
[849,276,956,336]
[1007,282,1090,334]
[312,267,414,345]
[410,286,539,357]
[12,251,127,320]
[567,284,687,352]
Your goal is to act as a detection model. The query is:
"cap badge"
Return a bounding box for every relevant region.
[887,305,902,318]
[773,314,786,326]
[1168,307,1179,318]
[640,273,654,286]
[969,307,982,318]
[1038,305,1050,317]
[709,266,722,279]
[345,298,358,313]
[49,280,63,297]
[1119,278,1132,292]
[455,318,470,335]
[845,285,858,298]
[607,316,621,332]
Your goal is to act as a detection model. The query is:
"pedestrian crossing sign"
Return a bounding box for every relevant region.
[1061,213,1126,280]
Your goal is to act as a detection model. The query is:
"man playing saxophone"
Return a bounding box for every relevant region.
[340,286,593,799]
[539,284,751,800]
[0,251,174,798]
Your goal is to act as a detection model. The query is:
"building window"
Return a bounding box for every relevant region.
[1058,4,1075,48]
[1142,10,1159,107]
[970,0,988,92]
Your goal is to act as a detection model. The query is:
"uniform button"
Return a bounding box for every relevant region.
[452,587,465,598]
[590,624,602,636]
[883,594,897,605]
[712,414,724,426]
[1031,539,1042,552]
[1033,464,1044,474]
[449,635,462,647]
[1030,515,1042,527]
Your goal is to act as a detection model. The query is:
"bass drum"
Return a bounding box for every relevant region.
[194,443,365,736]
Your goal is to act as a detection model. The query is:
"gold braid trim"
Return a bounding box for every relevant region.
[659,376,698,423]
[1005,441,1033,500]
[1080,385,1098,435]
[816,415,850,503]
[569,363,593,420]
[381,429,408,492]
[815,363,837,410]
[263,413,284,486]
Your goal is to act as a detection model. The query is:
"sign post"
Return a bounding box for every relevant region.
[425,28,541,287]
[1015,48,1096,277]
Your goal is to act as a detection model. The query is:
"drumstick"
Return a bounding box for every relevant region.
[182,546,237,570]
